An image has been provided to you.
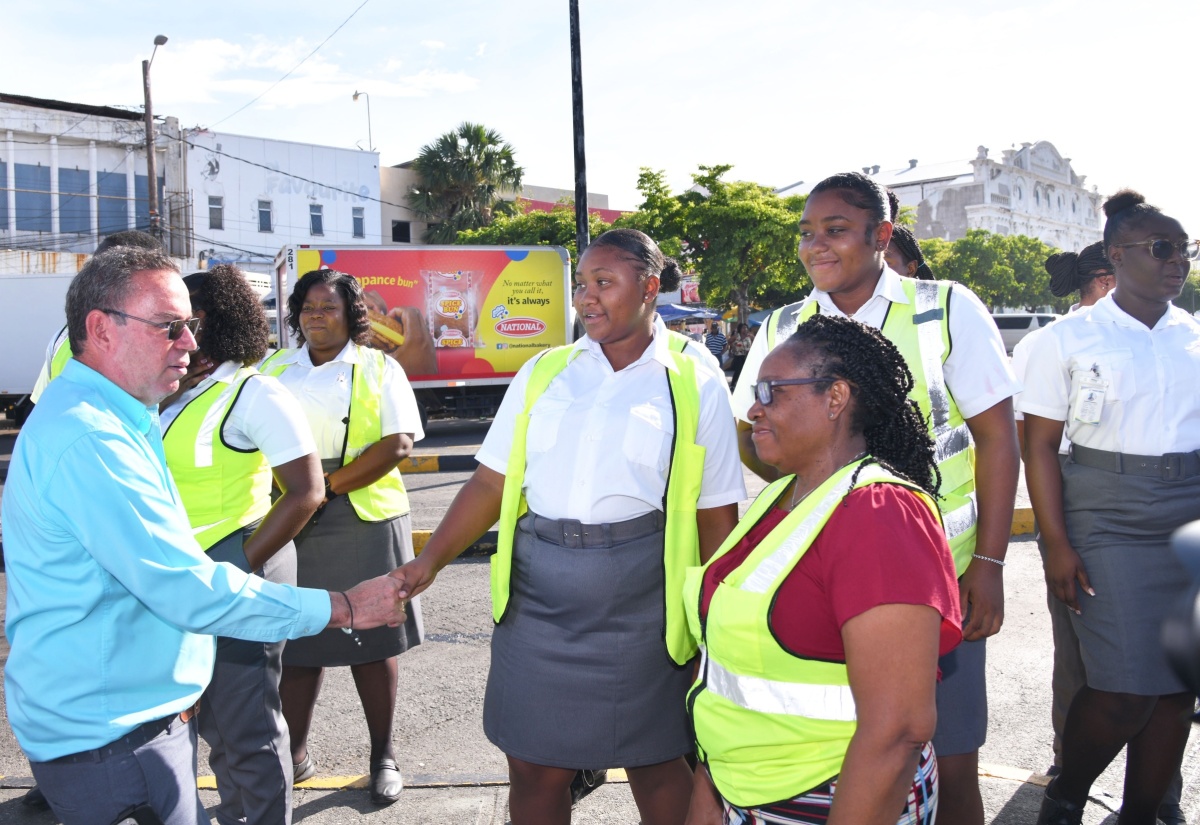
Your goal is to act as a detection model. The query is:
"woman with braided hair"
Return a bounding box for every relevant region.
[732,171,1021,825]
[685,314,960,825]
[886,225,935,281]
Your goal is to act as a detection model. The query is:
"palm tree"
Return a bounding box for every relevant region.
[408,122,524,243]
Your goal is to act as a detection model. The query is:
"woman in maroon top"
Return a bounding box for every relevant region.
[686,315,962,825]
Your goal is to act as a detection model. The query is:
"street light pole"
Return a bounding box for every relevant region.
[569,0,589,257]
[143,34,168,241]
[353,91,373,152]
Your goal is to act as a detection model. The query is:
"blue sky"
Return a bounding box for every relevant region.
[7,0,1198,233]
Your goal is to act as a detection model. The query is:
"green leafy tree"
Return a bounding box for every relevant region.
[916,230,1059,310]
[409,122,524,244]
[614,165,805,322]
[455,201,611,261]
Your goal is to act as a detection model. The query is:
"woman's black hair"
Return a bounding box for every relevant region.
[809,172,891,229]
[888,225,935,281]
[1102,189,1164,251]
[190,265,270,366]
[286,268,370,346]
[588,228,682,292]
[782,314,940,496]
[1045,241,1112,298]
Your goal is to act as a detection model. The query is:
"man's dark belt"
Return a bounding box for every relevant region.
[526,510,665,549]
[45,702,199,765]
[1070,443,1200,481]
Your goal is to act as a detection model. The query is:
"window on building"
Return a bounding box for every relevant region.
[98,170,128,235]
[352,206,365,238]
[209,196,224,230]
[309,204,324,236]
[15,163,51,232]
[391,220,411,243]
[258,200,273,233]
[1015,186,1023,201]
[59,168,90,234]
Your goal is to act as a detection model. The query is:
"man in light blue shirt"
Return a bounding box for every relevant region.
[2,246,409,825]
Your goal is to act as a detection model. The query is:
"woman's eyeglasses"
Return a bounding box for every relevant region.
[102,309,201,341]
[1110,239,1200,261]
[753,377,833,406]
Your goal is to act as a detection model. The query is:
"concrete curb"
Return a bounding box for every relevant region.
[413,530,497,557]
[400,454,479,474]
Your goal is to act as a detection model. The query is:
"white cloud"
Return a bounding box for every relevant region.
[421,40,446,50]
[475,43,487,57]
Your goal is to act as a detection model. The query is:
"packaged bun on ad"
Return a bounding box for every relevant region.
[422,269,478,348]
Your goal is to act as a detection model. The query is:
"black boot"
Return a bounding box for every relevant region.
[570,769,608,805]
[1037,780,1085,825]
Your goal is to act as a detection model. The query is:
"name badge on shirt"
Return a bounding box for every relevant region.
[1072,376,1106,425]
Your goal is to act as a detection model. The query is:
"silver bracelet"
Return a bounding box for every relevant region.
[971,553,1006,567]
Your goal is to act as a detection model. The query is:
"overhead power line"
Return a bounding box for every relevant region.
[208,0,371,129]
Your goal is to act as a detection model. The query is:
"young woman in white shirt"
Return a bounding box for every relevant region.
[1022,190,1200,825]
[394,229,745,825]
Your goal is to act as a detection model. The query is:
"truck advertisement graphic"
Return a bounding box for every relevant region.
[276,245,572,387]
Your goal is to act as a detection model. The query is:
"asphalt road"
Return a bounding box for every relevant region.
[0,420,1197,824]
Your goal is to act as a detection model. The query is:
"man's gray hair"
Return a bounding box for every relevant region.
[66,247,179,355]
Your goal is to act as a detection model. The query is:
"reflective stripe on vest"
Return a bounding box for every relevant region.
[766,281,978,573]
[684,460,941,807]
[162,366,272,550]
[492,337,705,665]
[262,346,409,522]
[49,329,71,380]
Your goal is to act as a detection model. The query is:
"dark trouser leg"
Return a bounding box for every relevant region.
[279,665,324,765]
[200,634,292,825]
[506,756,574,825]
[626,757,693,825]
[31,716,205,825]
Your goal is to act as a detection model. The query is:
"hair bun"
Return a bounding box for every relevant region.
[887,190,900,222]
[1045,252,1081,297]
[1104,189,1146,218]
[659,257,683,293]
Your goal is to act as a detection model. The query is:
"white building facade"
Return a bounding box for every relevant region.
[878,142,1102,249]
[0,92,185,255]
[185,130,382,272]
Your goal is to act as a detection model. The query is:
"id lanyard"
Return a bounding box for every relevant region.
[1072,362,1107,425]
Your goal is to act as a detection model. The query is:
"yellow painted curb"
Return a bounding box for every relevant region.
[413,530,429,554]
[399,455,440,474]
[1012,507,1035,536]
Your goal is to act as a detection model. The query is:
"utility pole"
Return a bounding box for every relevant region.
[569,0,589,258]
[142,35,168,241]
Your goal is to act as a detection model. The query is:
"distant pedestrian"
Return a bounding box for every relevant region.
[704,321,727,362]
[727,323,753,385]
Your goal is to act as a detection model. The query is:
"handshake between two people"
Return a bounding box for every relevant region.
[327,572,418,631]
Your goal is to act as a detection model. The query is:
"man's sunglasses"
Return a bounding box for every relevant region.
[102,309,201,341]
[753,377,834,406]
[1110,239,1200,262]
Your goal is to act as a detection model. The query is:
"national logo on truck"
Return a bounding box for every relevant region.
[495,317,547,338]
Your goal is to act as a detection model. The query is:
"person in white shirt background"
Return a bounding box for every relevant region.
[1022,190,1200,825]
[262,268,425,805]
[731,172,1021,825]
[160,265,324,825]
[393,229,745,825]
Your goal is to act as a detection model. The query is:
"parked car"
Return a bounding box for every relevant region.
[991,313,1061,353]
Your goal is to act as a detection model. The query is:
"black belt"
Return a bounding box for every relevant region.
[525,510,665,549]
[44,702,199,765]
[1070,444,1200,481]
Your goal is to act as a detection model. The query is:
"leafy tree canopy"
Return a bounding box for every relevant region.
[455,201,611,261]
[408,122,523,244]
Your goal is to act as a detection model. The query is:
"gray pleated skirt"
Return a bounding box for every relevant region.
[1062,458,1200,695]
[482,512,692,770]
[282,460,424,668]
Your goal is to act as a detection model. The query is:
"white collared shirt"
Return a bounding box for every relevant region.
[1018,294,1200,455]
[731,267,1020,422]
[477,317,747,523]
[268,341,424,460]
[160,360,316,466]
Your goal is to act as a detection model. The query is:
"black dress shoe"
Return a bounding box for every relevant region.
[1157,802,1186,825]
[1037,780,1085,825]
[570,769,608,805]
[22,785,50,810]
[369,758,403,805]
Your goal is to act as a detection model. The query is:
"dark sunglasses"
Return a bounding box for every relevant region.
[753,377,834,406]
[1110,239,1200,261]
[102,309,201,341]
